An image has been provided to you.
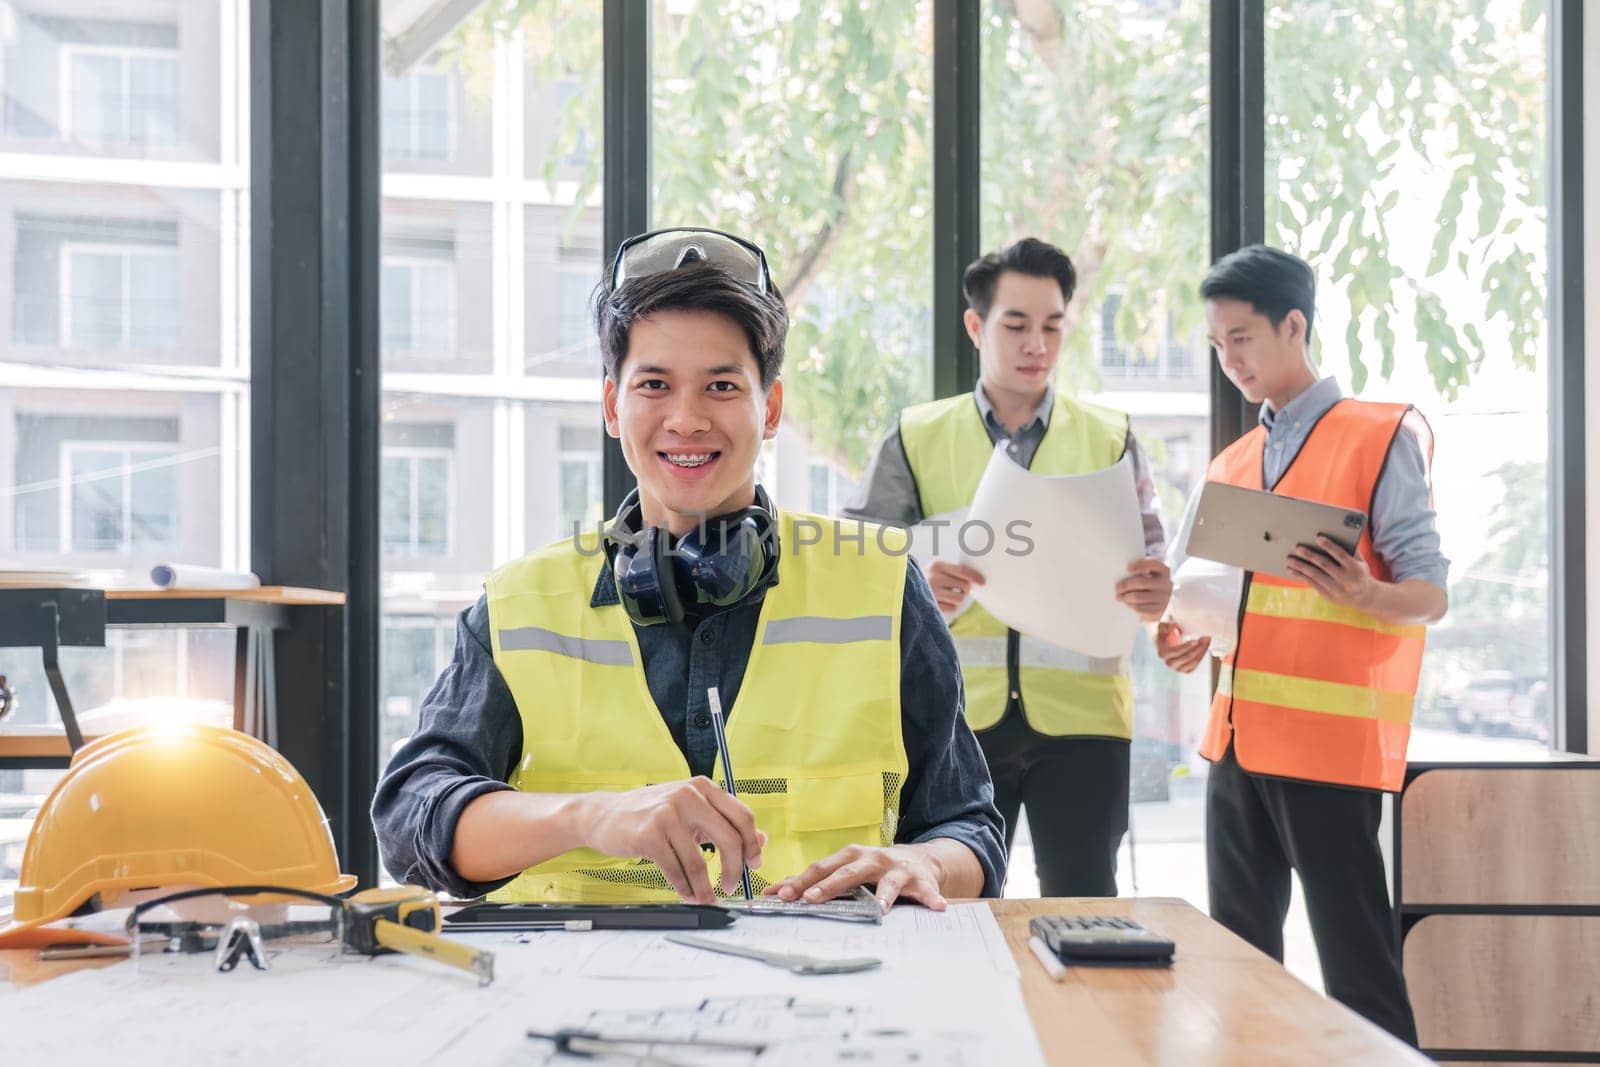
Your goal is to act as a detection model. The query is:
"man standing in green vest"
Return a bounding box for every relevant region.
[846,237,1170,897]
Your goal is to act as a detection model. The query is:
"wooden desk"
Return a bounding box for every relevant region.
[995,898,1426,1066]
[0,585,345,765]
[1,898,1425,1064]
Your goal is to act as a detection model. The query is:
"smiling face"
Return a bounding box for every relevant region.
[966,270,1066,405]
[603,309,782,536]
[1204,296,1314,411]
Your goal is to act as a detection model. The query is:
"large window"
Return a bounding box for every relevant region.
[377,1,605,803]
[1266,0,1552,757]
[979,0,1229,957]
[0,0,248,912]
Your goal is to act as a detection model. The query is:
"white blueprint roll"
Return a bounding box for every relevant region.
[150,564,261,590]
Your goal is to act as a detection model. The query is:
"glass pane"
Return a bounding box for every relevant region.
[380,261,412,351]
[1266,1,1551,758]
[554,269,592,354]
[117,630,182,703]
[415,454,452,556]
[128,449,180,550]
[979,0,1218,944]
[808,464,830,515]
[4,13,198,157]
[379,0,606,827]
[382,202,487,373]
[128,250,182,348]
[69,447,124,551]
[66,248,125,349]
[381,454,413,554]
[128,55,180,147]
[415,261,457,352]
[68,52,124,144]
[6,183,220,368]
[557,456,599,542]
[415,72,452,161]
[379,618,453,763]
[381,74,416,159]
[650,0,934,509]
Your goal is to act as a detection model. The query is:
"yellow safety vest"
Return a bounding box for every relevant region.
[899,392,1132,737]
[483,509,911,902]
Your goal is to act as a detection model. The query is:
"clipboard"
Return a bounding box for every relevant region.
[1186,482,1366,579]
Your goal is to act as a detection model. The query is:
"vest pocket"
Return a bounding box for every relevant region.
[788,770,883,832]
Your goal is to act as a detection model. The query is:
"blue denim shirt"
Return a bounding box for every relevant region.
[1169,377,1449,587]
[371,555,1007,899]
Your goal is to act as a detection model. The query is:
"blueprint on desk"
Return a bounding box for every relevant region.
[0,903,1044,1066]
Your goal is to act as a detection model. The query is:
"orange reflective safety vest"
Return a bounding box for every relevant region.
[1199,398,1432,792]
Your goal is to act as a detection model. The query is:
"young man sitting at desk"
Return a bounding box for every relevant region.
[372,227,1005,910]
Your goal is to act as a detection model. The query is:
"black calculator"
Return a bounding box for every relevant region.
[1029,914,1175,966]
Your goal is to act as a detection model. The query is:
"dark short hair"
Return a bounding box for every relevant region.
[1199,244,1316,337]
[593,260,789,388]
[962,237,1077,318]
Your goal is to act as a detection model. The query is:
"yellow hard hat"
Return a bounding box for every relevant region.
[0,723,356,946]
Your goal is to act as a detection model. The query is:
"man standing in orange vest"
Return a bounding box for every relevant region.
[1158,245,1447,1045]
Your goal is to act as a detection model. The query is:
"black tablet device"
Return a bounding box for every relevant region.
[442,902,736,931]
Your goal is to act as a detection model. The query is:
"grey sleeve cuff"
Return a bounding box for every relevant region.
[401,776,518,900]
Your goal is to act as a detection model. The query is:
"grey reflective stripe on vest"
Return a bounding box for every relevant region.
[762,615,893,645]
[1216,662,1233,695]
[951,636,1008,666]
[498,626,634,666]
[952,635,1126,676]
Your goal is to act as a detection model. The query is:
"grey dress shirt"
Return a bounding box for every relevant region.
[844,383,1167,558]
[1167,376,1449,587]
[371,553,1008,900]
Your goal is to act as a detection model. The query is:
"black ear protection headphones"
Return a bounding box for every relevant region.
[603,487,781,626]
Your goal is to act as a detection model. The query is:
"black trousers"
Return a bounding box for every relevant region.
[978,705,1129,897]
[1207,742,1418,1045]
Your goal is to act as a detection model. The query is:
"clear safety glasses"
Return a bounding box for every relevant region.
[610,227,771,295]
[127,885,345,975]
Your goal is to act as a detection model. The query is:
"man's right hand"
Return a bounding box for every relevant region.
[1155,619,1211,674]
[925,559,985,616]
[577,778,765,904]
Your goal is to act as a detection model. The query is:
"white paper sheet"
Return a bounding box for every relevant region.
[0,904,1042,1066]
[908,508,974,618]
[907,508,969,567]
[962,444,1145,658]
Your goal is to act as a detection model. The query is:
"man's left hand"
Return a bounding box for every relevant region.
[1287,536,1376,608]
[1115,558,1173,621]
[762,844,947,911]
